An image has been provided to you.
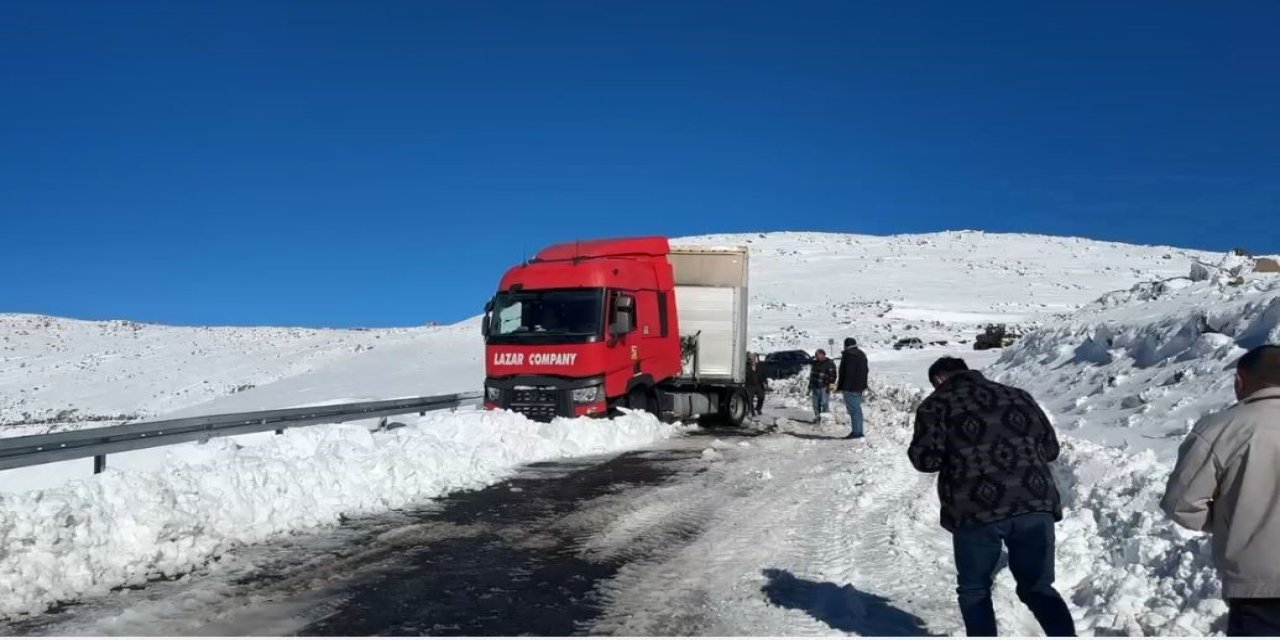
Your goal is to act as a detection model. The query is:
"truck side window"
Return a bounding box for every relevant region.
[657,292,669,337]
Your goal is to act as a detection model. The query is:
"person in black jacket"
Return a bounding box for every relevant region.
[808,349,837,422]
[836,337,869,439]
[908,357,1075,638]
[745,352,766,416]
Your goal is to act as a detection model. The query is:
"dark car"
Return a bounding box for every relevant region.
[760,349,812,380]
[893,337,924,350]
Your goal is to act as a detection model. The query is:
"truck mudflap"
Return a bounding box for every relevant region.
[484,376,606,422]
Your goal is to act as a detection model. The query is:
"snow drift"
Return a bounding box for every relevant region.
[0,409,679,619]
[989,271,1280,457]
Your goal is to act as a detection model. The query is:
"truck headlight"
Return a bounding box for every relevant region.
[571,385,602,404]
[486,386,501,402]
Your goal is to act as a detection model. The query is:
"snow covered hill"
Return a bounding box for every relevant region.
[0,230,1211,433]
[0,315,479,434]
[683,230,1209,353]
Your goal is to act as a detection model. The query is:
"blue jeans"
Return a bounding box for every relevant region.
[842,392,864,437]
[952,512,1075,637]
[810,388,829,419]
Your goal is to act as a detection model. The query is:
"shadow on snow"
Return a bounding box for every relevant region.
[761,568,936,637]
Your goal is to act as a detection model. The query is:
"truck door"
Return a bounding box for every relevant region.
[611,289,665,378]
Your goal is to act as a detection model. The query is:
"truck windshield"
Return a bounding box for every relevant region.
[487,289,605,344]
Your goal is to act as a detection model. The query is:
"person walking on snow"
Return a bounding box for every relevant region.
[745,352,766,417]
[809,349,837,422]
[909,357,1076,637]
[1162,344,1280,637]
[836,337,869,439]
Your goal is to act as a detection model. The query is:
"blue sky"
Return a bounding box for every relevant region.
[2,1,1277,327]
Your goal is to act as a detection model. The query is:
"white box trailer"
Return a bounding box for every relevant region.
[668,245,749,385]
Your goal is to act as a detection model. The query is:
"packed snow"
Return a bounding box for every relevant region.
[569,381,1227,636]
[0,408,679,618]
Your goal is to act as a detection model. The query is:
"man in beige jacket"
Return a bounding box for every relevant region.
[1163,344,1280,636]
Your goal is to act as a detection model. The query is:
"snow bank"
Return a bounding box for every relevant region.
[0,409,679,619]
[989,275,1280,457]
[1052,438,1224,635]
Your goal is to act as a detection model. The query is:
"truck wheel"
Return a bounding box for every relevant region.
[721,388,749,427]
[626,386,655,416]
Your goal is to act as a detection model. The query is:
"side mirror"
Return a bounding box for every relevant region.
[610,315,634,337]
[610,294,636,337]
[481,299,494,339]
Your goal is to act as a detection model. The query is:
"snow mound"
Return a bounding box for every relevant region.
[989,275,1280,457]
[1189,252,1255,283]
[1053,438,1224,635]
[0,409,679,619]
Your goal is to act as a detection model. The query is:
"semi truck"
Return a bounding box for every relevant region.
[481,236,751,425]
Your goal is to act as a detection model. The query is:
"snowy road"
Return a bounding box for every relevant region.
[3,389,1002,637]
[1,384,1216,636]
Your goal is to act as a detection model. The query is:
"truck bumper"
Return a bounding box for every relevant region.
[483,376,606,422]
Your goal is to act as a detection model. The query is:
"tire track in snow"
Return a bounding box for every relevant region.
[589,387,1055,636]
[585,394,960,636]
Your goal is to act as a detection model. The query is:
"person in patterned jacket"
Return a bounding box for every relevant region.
[908,357,1075,637]
[808,349,838,422]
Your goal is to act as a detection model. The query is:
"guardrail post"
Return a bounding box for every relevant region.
[93,454,106,474]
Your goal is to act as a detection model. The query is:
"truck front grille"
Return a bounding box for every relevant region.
[509,388,560,422]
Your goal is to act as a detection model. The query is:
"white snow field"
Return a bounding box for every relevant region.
[0,316,481,431]
[2,230,1277,633]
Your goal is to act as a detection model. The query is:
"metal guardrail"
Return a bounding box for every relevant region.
[0,392,482,473]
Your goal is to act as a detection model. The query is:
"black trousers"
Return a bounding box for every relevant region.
[749,389,765,414]
[1228,599,1280,636]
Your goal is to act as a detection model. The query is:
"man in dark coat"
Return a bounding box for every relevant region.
[745,352,766,416]
[808,349,837,422]
[908,357,1075,637]
[836,337,869,439]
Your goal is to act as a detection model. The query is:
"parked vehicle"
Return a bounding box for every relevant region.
[482,236,751,426]
[760,349,812,380]
[973,324,1021,351]
[893,337,924,350]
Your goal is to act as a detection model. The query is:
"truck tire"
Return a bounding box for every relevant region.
[623,386,656,416]
[720,388,749,428]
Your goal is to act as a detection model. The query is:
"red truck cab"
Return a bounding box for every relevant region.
[482,236,751,424]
